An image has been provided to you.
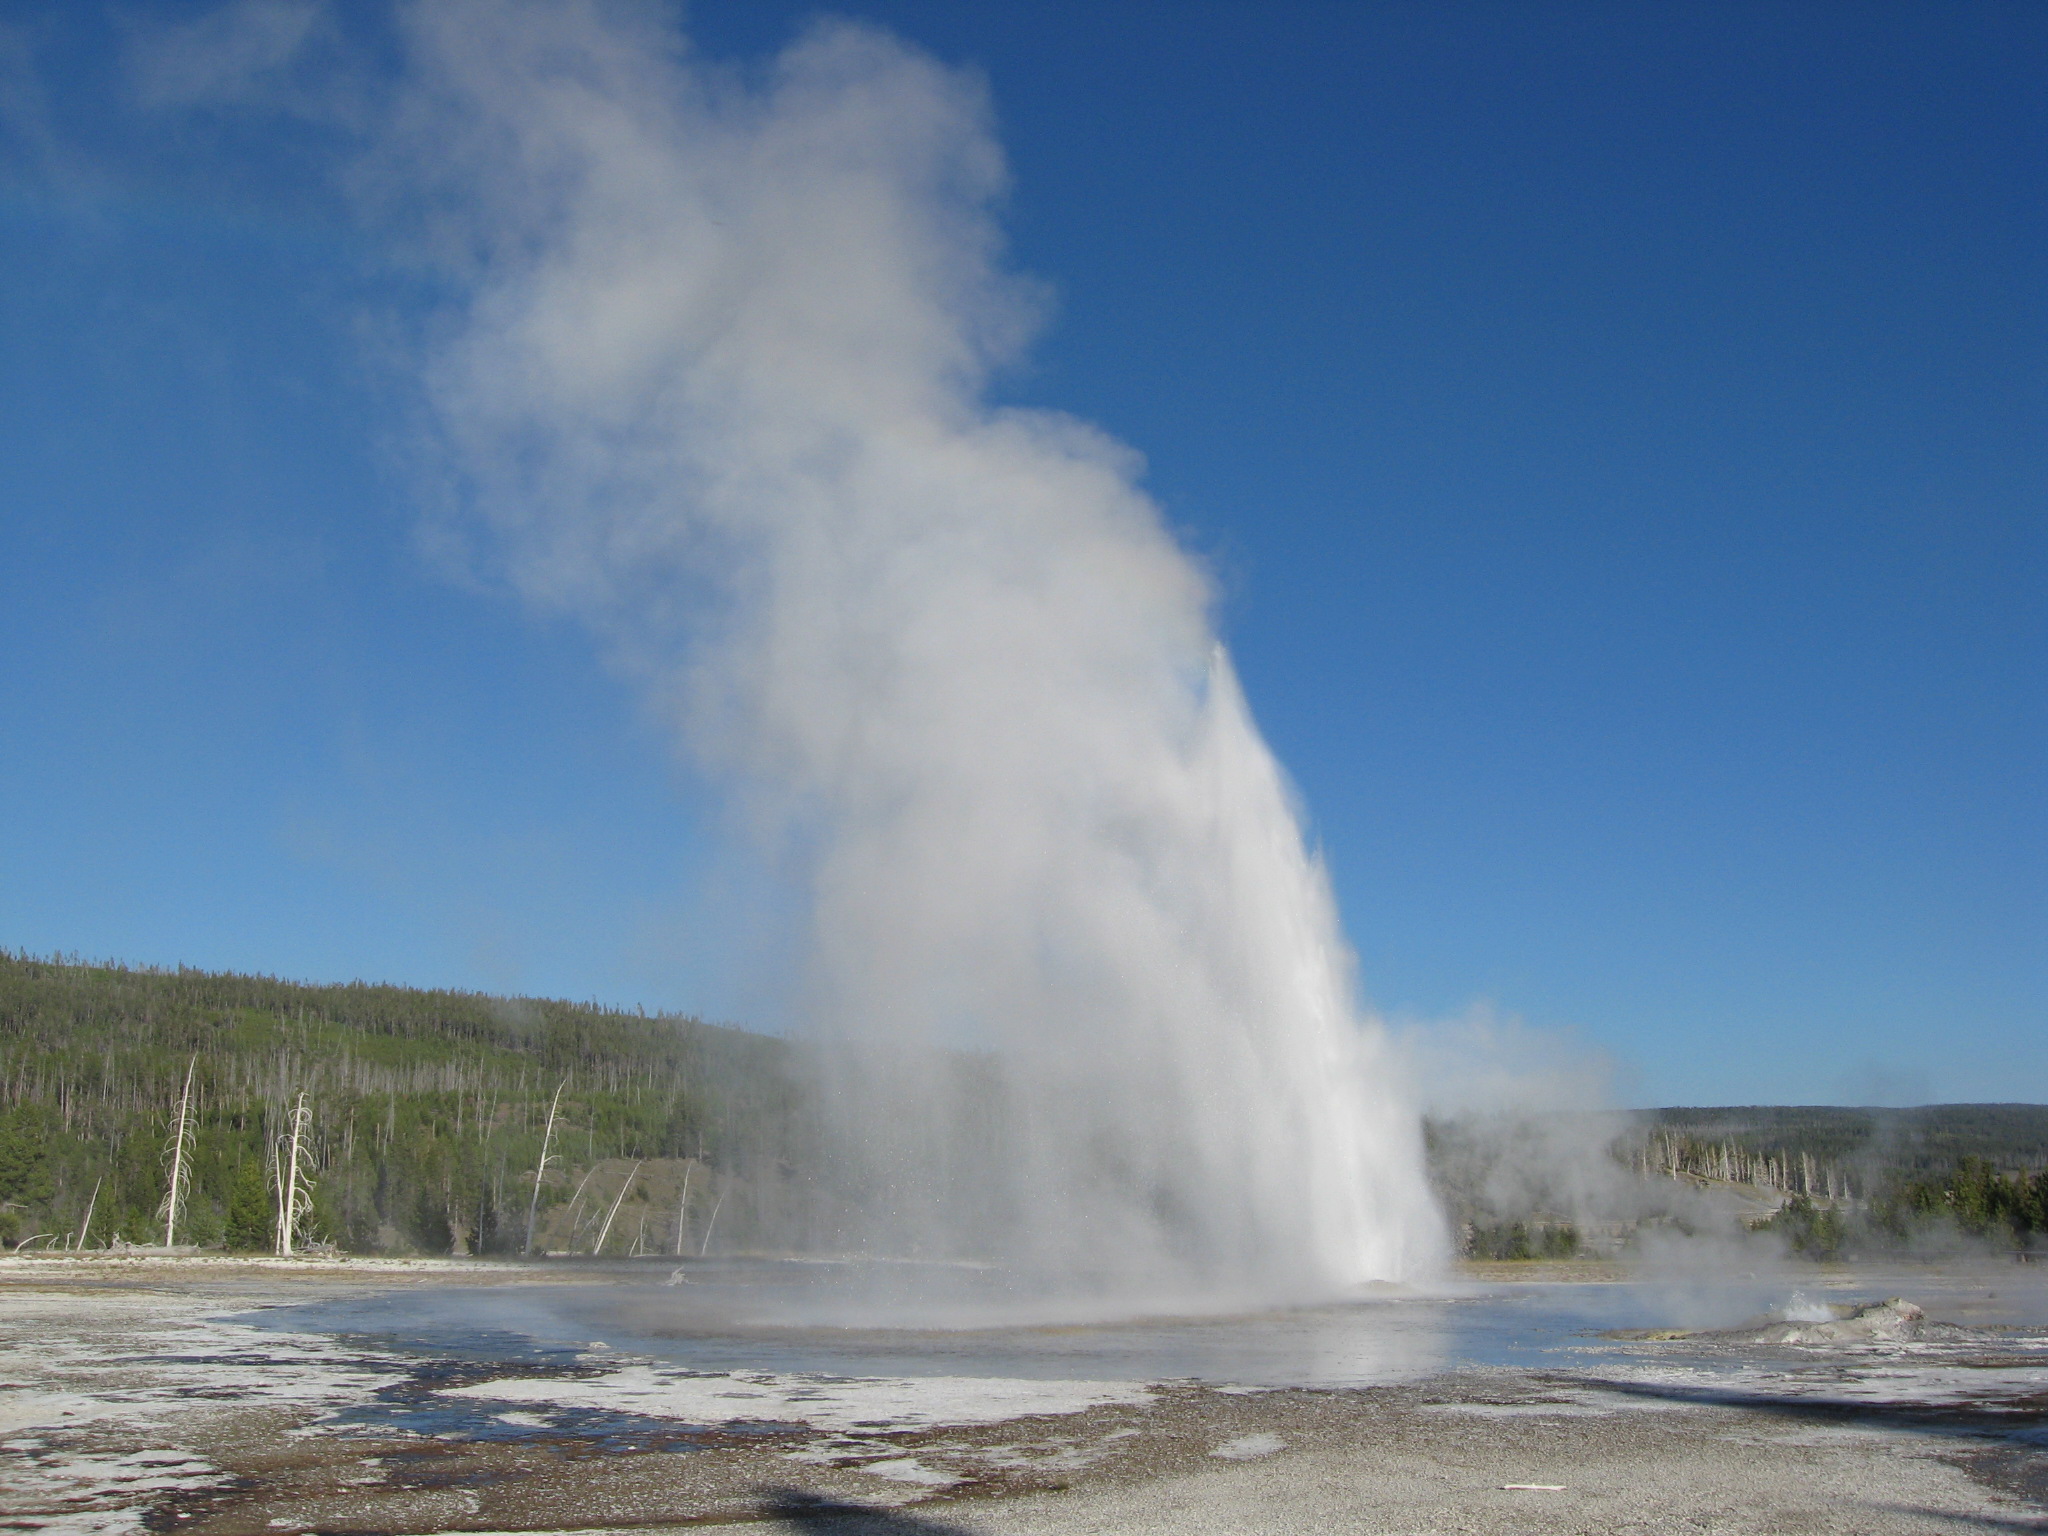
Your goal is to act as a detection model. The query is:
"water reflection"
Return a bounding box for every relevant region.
[236,1257,1916,1387]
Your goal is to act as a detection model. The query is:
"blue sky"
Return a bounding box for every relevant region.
[1,1,2041,1106]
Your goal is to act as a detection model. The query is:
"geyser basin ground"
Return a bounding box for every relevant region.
[2,1255,2044,1534]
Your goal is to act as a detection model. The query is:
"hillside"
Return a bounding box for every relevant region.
[1645,1104,2048,1182]
[0,952,809,1255]
[1428,1103,2048,1261]
[4,952,2044,1258]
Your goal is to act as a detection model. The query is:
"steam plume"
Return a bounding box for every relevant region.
[382,1,1441,1295]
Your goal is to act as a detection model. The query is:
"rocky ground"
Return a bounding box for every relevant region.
[1,1254,2043,1535]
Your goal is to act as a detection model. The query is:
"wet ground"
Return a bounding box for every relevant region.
[1,1253,2043,1534]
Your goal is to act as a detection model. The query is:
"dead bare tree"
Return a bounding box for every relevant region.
[550,1161,607,1253]
[73,1175,102,1251]
[699,1178,726,1258]
[592,1160,642,1255]
[523,1079,567,1257]
[274,1091,316,1256]
[671,1161,693,1257]
[158,1057,197,1249]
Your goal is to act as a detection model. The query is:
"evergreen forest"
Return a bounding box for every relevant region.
[3,952,2045,1260]
[0,952,806,1255]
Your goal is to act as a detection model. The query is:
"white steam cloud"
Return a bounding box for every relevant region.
[358,1,1440,1296]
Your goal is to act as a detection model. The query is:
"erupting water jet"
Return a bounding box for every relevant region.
[386,0,1443,1300]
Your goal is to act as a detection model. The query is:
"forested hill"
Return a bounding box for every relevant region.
[1641,1104,2048,1190]
[0,952,807,1254]
[5,952,2045,1259]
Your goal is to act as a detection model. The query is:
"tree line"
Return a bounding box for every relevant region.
[0,952,809,1254]
[6,953,2044,1262]
[1430,1105,2048,1262]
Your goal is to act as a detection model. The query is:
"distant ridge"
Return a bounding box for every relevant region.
[1645,1104,2048,1174]
[5,951,2044,1259]
[0,950,804,1255]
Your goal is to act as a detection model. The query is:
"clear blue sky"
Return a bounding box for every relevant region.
[1,1,2041,1106]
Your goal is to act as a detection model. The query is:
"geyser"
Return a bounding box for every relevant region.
[384,1,1442,1297]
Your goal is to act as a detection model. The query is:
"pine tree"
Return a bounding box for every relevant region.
[224,1159,272,1251]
